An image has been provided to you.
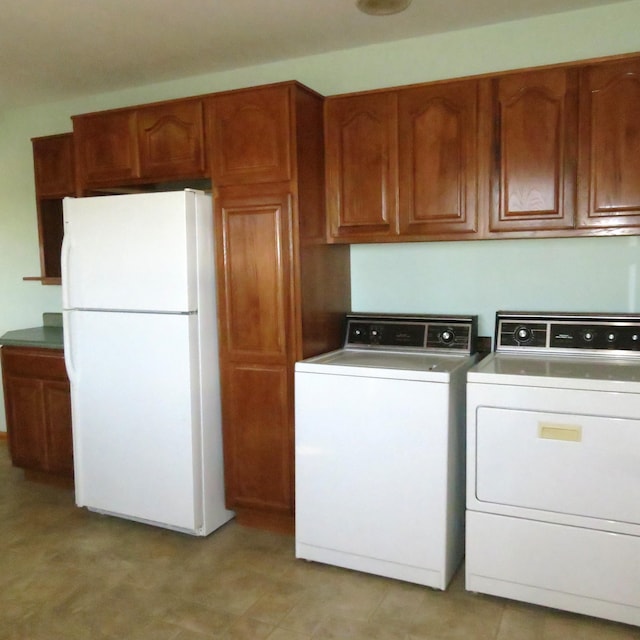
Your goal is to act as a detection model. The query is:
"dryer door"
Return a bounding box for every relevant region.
[474,406,640,525]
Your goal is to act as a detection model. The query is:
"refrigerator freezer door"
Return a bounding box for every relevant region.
[65,309,204,532]
[62,190,205,313]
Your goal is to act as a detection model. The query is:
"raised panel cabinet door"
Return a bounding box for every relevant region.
[208,85,292,185]
[490,68,578,232]
[73,109,140,188]
[578,57,640,229]
[325,91,398,240]
[216,186,292,362]
[221,363,292,513]
[398,80,480,237]
[43,380,73,475]
[3,375,47,471]
[138,100,206,180]
[32,134,75,198]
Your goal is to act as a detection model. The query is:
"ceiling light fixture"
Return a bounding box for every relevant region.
[356,0,412,16]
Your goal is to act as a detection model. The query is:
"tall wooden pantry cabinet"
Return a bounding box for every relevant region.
[206,82,351,533]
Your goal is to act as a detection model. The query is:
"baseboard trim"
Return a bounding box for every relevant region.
[234,507,294,536]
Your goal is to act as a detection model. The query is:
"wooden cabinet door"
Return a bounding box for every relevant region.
[325,92,398,240]
[221,363,292,515]
[489,68,578,232]
[32,134,75,198]
[208,85,292,185]
[577,58,640,229]
[138,99,206,180]
[4,375,47,471]
[73,109,139,189]
[398,80,480,237]
[215,184,294,518]
[43,380,73,475]
[216,185,292,363]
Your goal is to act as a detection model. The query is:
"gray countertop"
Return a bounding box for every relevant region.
[0,313,63,350]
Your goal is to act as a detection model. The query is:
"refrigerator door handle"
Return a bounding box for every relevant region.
[61,226,72,310]
[62,311,77,385]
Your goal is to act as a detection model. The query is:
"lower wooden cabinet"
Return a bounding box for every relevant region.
[222,363,292,518]
[1,347,73,481]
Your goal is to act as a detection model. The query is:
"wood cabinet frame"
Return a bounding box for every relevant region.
[208,83,351,533]
[29,133,75,284]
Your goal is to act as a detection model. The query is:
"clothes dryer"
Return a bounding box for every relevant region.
[466,311,640,626]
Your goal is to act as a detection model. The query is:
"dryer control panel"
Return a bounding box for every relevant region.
[496,312,640,355]
[344,313,477,354]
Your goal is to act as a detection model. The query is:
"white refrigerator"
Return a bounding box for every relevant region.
[61,189,234,536]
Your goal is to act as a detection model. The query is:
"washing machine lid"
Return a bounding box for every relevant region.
[296,348,477,381]
[468,352,640,392]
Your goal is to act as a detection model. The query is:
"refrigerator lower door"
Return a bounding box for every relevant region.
[65,309,204,533]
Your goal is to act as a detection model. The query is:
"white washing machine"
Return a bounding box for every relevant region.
[466,311,640,627]
[295,313,478,589]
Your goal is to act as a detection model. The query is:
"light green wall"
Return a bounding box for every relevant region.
[351,236,640,336]
[1,0,640,429]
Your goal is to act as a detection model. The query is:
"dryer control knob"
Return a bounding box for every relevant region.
[440,329,455,345]
[514,326,533,343]
[582,330,595,342]
[606,332,617,343]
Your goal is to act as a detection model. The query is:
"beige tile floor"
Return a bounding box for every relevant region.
[1,440,639,640]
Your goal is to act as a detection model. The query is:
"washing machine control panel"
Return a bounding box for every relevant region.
[344,314,478,353]
[496,312,640,355]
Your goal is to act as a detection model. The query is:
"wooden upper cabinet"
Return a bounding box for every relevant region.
[73,109,140,189]
[73,98,206,191]
[137,99,206,180]
[577,57,640,230]
[325,92,398,240]
[31,134,76,283]
[398,80,481,237]
[489,68,578,233]
[207,85,292,185]
[32,134,75,198]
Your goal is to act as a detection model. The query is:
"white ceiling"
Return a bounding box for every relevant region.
[0,0,624,110]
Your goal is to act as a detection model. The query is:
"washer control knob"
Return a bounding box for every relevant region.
[606,332,617,343]
[633,334,639,342]
[582,330,595,342]
[369,326,381,343]
[514,326,533,344]
[440,329,455,345]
